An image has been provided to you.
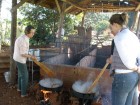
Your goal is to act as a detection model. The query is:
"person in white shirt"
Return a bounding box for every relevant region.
[13,25,36,98]
[108,13,140,105]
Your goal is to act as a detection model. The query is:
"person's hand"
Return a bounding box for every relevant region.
[106,56,112,64]
[137,66,140,74]
[30,55,37,60]
[106,58,110,63]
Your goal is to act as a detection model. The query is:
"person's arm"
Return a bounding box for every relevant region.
[19,39,37,60]
[21,54,36,60]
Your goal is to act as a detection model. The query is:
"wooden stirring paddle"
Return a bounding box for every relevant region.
[86,63,109,93]
[32,59,55,77]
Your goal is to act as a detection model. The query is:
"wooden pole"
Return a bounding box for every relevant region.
[0,0,2,53]
[11,0,28,12]
[130,12,138,30]
[10,0,17,84]
[57,2,65,51]
[81,11,86,27]
[86,63,109,93]
[136,14,140,39]
[32,59,55,77]
[55,0,61,14]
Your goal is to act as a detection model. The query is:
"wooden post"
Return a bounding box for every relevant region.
[81,11,86,27]
[0,0,2,53]
[10,0,17,84]
[130,12,138,30]
[81,12,86,49]
[57,2,65,51]
[136,14,140,39]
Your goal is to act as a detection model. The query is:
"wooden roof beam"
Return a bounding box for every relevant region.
[87,6,136,10]
[31,0,53,9]
[65,5,73,13]
[11,0,28,12]
[61,0,86,10]
[55,0,61,14]
[75,11,83,15]
[84,6,136,12]
[135,4,140,11]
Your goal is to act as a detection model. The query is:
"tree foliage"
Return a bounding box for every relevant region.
[19,3,59,45]
[19,3,81,46]
[84,12,111,30]
[19,3,114,46]
[96,20,109,34]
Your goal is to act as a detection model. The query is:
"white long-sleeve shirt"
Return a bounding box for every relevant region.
[114,28,140,69]
[13,35,29,63]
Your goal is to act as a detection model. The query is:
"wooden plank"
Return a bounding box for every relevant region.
[0,59,10,63]
[0,63,10,69]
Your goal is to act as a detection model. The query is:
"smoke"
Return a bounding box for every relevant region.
[39,78,63,88]
[86,72,95,81]
[72,80,98,93]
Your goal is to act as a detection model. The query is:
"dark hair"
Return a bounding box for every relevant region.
[24,25,35,34]
[109,13,129,26]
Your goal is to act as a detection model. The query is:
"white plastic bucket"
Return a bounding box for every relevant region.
[4,71,10,82]
[28,49,40,61]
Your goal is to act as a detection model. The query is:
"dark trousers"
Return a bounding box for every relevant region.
[15,61,28,95]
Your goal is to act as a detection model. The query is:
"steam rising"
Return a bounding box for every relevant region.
[39,78,63,88]
[72,80,98,93]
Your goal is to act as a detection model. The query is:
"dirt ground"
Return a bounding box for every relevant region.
[0,47,39,105]
[0,75,39,105]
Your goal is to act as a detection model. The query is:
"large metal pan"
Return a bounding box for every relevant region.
[39,78,63,92]
[71,80,97,100]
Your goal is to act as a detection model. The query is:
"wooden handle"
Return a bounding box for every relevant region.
[86,63,109,93]
[32,59,55,77]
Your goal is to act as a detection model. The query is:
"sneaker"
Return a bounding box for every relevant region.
[17,89,21,92]
[21,94,28,98]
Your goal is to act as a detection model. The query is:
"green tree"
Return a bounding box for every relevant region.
[20,3,59,45]
[84,12,111,30]
[96,20,109,34]
[19,3,81,46]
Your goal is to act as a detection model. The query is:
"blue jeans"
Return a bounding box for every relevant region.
[132,85,139,105]
[112,72,139,105]
[16,61,28,95]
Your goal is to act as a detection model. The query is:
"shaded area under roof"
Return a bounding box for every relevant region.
[27,0,140,14]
